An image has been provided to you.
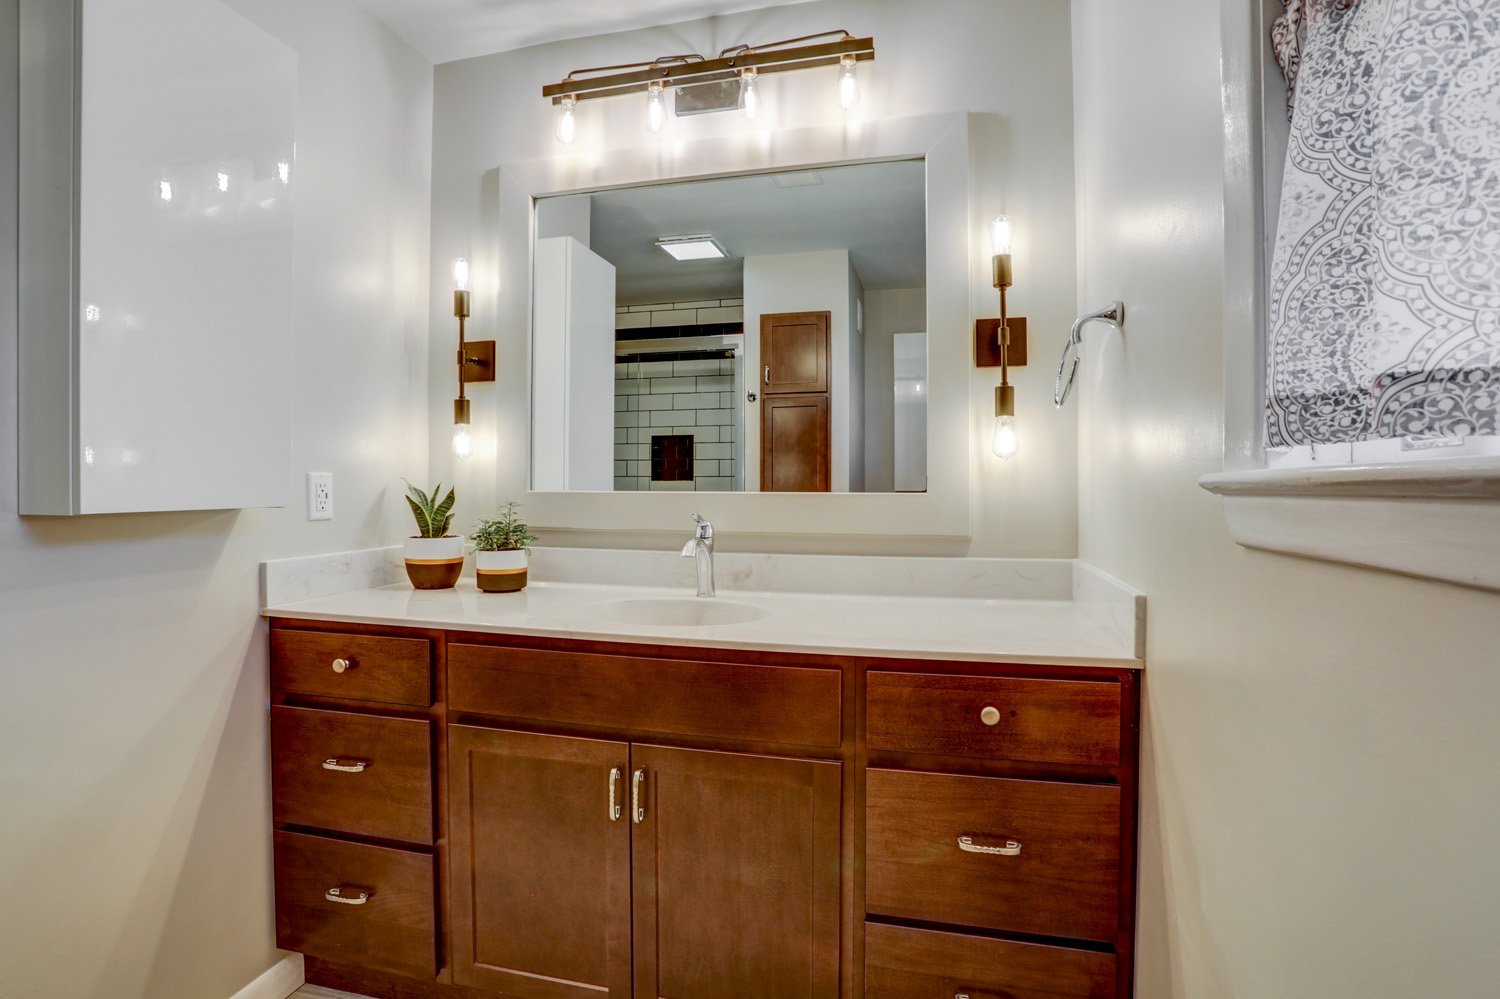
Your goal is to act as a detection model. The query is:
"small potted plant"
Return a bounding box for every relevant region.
[470,501,539,593]
[402,481,463,590]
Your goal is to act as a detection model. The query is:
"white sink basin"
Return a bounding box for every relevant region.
[599,597,769,628]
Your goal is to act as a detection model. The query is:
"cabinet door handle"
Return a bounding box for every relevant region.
[958,835,1021,857]
[979,705,1001,726]
[631,768,646,824]
[764,365,771,385]
[331,657,354,673]
[322,758,368,773]
[324,887,369,905]
[608,767,622,821]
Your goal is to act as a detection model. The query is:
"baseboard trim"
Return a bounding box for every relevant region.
[230,954,305,999]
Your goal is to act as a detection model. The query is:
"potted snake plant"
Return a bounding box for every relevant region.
[402,481,463,589]
[470,502,539,593]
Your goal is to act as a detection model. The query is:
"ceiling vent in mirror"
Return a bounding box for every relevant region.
[655,235,728,261]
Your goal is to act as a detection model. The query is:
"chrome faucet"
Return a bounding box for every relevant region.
[680,514,715,598]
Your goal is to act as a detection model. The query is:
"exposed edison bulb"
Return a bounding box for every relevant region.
[739,68,759,121]
[277,160,291,184]
[991,414,1019,460]
[452,423,473,460]
[556,96,578,145]
[837,55,860,111]
[646,81,666,134]
[158,180,173,202]
[216,171,230,193]
[452,257,470,292]
[989,215,1014,256]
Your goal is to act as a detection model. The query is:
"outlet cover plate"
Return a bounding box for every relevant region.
[307,472,333,521]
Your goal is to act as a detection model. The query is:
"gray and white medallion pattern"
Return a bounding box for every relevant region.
[1267,0,1500,447]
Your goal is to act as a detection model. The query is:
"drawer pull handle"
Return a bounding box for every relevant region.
[322,758,368,773]
[608,767,623,821]
[331,657,354,674]
[324,887,369,905]
[958,835,1022,857]
[979,705,1001,726]
[632,768,646,824]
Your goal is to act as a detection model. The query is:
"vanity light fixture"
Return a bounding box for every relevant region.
[542,31,874,143]
[739,67,760,121]
[555,95,578,145]
[837,54,860,110]
[655,235,728,261]
[980,215,1024,460]
[646,81,667,134]
[449,257,496,460]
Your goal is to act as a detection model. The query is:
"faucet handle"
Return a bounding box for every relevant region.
[690,513,713,541]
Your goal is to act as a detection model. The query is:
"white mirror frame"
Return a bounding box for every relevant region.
[492,112,973,540]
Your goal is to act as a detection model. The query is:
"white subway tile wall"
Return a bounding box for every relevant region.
[614,355,740,492]
[614,297,745,328]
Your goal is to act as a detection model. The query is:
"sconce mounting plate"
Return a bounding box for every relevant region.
[975,317,1027,368]
[461,340,496,383]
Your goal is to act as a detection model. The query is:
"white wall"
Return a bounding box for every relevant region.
[428,0,1078,555]
[0,2,433,995]
[1071,1,1500,995]
[743,249,853,491]
[863,287,926,491]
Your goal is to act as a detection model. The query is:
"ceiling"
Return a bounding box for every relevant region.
[350,0,818,65]
[546,159,927,306]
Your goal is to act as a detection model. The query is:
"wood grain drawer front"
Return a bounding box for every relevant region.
[865,922,1116,999]
[866,769,1121,943]
[271,629,431,706]
[274,830,437,980]
[867,672,1121,768]
[448,644,842,749]
[272,706,433,844]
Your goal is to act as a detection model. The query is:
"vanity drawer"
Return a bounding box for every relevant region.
[271,629,431,706]
[448,643,842,749]
[865,922,1116,999]
[866,768,1121,943]
[274,830,437,980]
[866,671,1121,768]
[271,706,434,844]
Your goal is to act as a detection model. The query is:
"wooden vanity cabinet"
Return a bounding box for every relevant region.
[269,620,1140,999]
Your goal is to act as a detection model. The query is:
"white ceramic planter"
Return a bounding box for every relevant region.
[476,548,528,593]
[403,535,464,590]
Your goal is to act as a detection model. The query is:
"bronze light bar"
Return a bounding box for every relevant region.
[543,30,875,105]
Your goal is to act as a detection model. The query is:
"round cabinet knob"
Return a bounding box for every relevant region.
[331,658,353,674]
[979,705,1001,727]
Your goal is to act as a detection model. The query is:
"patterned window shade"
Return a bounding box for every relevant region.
[1265,0,1500,450]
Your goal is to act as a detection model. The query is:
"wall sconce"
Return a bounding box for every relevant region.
[976,216,1027,460]
[450,257,495,459]
[542,31,874,142]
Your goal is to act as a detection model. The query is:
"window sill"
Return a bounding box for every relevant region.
[1199,459,1500,592]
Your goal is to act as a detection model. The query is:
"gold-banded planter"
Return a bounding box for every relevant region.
[404,536,464,590]
[476,549,528,593]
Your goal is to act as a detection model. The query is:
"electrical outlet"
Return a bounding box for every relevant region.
[307,472,333,521]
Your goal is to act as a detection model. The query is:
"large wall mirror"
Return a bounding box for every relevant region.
[495,112,971,540]
[531,160,928,495]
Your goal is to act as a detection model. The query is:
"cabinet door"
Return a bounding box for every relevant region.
[761,311,830,394]
[761,394,830,492]
[449,726,632,997]
[630,744,842,999]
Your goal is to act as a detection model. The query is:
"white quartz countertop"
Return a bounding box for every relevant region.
[261,549,1144,668]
